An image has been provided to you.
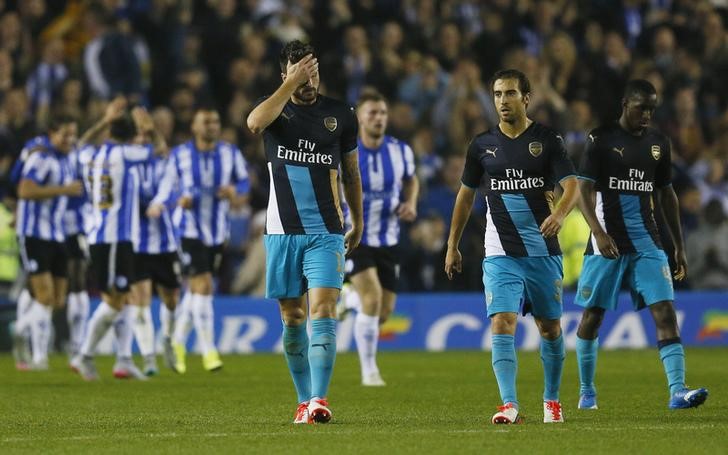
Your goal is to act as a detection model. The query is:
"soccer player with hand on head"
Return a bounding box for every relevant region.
[574,80,708,410]
[247,40,363,424]
[445,69,579,425]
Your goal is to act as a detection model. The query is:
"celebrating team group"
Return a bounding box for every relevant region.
[12,40,708,425]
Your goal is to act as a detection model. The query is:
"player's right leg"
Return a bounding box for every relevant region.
[483,257,524,424]
[130,277,158,376]
[265,234,310,423]
[574,254,627,409]
[158,283,180,372]
[65,235,90,363]
[350,266,386,386]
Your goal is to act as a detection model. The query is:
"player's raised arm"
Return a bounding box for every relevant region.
[78,96,126,147]
[246,54,318,134]
[147,151,179,218]
[445,184,476,280]
[341,149,363,254]
[131,106,168,157]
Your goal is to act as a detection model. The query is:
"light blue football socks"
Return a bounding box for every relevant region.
[309,318,337,398]
[492,334,518,407]
[576,336,599,396]
[541,333,565,401]
[282,322,311,403]
[658,338,686,395]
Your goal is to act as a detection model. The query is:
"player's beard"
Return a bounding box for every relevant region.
[294,85,317,103]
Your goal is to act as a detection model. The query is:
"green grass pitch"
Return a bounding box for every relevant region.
[1,348,725,454]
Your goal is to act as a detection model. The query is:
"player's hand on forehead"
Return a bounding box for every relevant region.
[286,53,318,85]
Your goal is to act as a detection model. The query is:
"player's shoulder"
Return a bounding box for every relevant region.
[384,135,411,149]
[21,135,50,157]
[642,127,670,144]
[316,95,356,116]
[171,140,193,154]
[469,129,497,148]
[585,123,622,145]
[530,122,564,144]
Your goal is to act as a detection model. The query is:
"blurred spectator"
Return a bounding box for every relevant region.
[26,37,68,127]
[685,199,728,289]
[230,211,266,297]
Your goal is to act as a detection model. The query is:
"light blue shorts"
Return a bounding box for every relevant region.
[575,250,674,311]
[264,234,345,299]
[482,255,563,320]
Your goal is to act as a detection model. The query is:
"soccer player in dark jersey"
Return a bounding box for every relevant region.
[247,40,363,424]
[445,69,579,425]
[574,80,708,410]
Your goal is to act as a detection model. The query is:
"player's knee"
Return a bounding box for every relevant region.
[280,305,306,325]
[651,301,678,331]
[578,308,604,337]
[537,319,561,340]
[490,313,517,334]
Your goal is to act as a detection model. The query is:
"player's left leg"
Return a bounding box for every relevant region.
[350,267,385,386]
[66,256,90,362]
[158,284,180,372]
[630,251,708,409]
[131,278,157,376]
[525,256,566,423]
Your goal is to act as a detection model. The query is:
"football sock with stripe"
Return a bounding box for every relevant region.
[309,318,337,398]
[283,322,311,403]
[541,333,565,401]
[658,337,686,395]
[576,336,599,396]
[491,334,518,407]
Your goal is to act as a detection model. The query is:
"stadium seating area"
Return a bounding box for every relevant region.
[1,0,728,292]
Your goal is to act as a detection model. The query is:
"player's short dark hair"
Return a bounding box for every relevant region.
[356,89,387,108]
[279,40,315,71]
[47,113,77,132]
[490,69,531,95]
[623,79,657,100]
[109,113,137,142]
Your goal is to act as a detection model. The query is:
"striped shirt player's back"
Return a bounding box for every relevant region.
[136,156,177,254]
[16,137,73,242]
[461,123,576,257]
[260,95,358,235]
[154,140,249,246]
[86,142,154,245]
[579,124,671,255]
[358,135,415,247]
[64,148,92,236]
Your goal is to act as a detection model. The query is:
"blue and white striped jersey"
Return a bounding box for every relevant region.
[16,137,73,242]
[86,142,154,245]
[136,156,178,254]
[64,148,91,236]
[358,135,416,247]
[153,140,249,247]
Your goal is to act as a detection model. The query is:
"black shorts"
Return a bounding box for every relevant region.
[180,238,224,276]
[133,252,183,289]
[65,233,89,261]
[18,237,68,278]
[345,244,400,292]
[89,242,135,293]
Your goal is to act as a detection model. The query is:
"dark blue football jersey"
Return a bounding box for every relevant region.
[578,123,672,255]
[461,122,576,257]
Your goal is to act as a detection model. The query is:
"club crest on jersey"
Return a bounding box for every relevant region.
[528,141,543,157]
[651,145,661,160]
[324,116,338,132]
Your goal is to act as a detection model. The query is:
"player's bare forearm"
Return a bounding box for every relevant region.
[149,129,168,156]
[17,179,76,199]
[403,176,419,206]
[447,185,476,249]
[78,117,111,147]
[246,79,298,134]
[577,179,605,234]
[341,151,363,229]
[657,186,684,251]
[552,176,579,219]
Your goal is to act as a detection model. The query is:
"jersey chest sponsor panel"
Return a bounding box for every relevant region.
[579,125,671,255]
[16,141,74,242]
[461,123,575,257]
[164,141,249,246]
[359,136,415,247]
[262,95,358,235]
[137,157,177,253]
[86,142,153,245]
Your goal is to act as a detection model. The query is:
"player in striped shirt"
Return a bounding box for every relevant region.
[247,40,363,424]
[130,128,182,376]
[445,69,579,425]
[337,90,418,387]
[574,80,708,410]
[148,107,249,373]
[72,106,167,380]
[13,115,83,369]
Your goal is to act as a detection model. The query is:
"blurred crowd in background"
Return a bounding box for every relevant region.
[1,0,728,294]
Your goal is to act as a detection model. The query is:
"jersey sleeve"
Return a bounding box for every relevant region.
[655,138,672,188]
[122,144,154,163]
[461,139,484,189]
[21,153,49,184]
[578,132,600,182]
[151,150,179,206]
[232,146,250,195]
[340,106,359,155]
[548,132,576,182]
[402,143,416,179]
